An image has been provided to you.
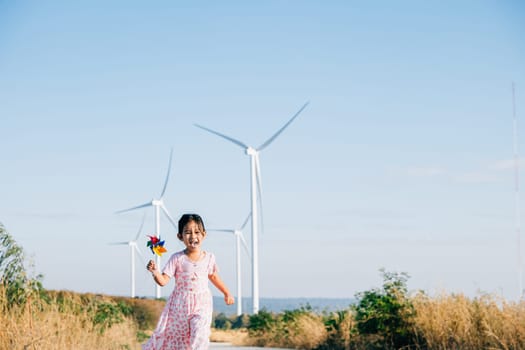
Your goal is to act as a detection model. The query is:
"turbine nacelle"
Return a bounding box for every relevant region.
[246,147,258,156]
[152,199,163,207]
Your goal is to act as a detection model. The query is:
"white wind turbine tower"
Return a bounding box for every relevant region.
[195,102,309,313]
[116,148,178,299]
[208,214,251,315]
[512,82,524,300]
[110,212,147,298]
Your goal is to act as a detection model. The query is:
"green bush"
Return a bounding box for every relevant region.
[213,312,232,330]
[93,301,127,334]
[0,223,44,308]
[212,312,251,330]
[353,269,416,350]
[248,308,278,332]
[231,313,250,329]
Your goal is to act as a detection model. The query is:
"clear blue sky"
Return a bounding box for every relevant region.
[1,1,525,300]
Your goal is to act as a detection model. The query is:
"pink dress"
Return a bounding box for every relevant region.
[142,250,218,350]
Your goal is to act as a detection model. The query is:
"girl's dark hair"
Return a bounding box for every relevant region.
[178,213,206,233]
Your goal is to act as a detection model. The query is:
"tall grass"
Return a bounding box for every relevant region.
[413,292,525,350]
[246,307,328,349]
[0,223,165,350]
[0,288,142,350]
[232,294,525,350]
[229,275,525,350]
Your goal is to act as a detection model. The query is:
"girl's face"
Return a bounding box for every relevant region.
[178,220,206,251]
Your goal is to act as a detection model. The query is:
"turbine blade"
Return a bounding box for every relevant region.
[134,211,147,241]
[160,148,174,199]
[194,124,249,150]
[134,245,147,265]
[160,204,178,230]
[255,155,263,204]
[239,212,252,231]
[239,233,251,257]
[254,155,264,234]
[115,202,151,214]
[257,101,309,151]
[109,242,129,245]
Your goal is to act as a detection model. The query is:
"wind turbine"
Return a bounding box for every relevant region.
[115,148,177,299]
[195,102,309,313]
[512,82,524,300]
[208,214,251,315]
[110,212,147,298]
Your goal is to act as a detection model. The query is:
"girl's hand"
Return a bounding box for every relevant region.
[224,293,234,305]
[147,260,157,272]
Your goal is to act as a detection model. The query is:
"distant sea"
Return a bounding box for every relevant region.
[212,297,355,315]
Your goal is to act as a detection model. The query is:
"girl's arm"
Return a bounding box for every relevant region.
[147,260,170,286]
[151,270,170,286]
[209,272,234,305]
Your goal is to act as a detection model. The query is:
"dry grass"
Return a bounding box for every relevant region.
[210,328,250,345]
[3,283,525,350]
[286,313,328,349]
[114,295,165,330]
[0,288,142,350]
[229,293,525,350]
[245,312,327,350]
[413,292,525,350]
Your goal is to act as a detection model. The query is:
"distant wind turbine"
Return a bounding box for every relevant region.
[195,102,309,313]
[208,213,251,315]
[115,148,177,299]
[110,212,147,298]
[512,82,524,300]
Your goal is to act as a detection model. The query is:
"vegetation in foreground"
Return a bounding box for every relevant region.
[2,222,525,349]
[0,223,165,350]
[214,271,525,350]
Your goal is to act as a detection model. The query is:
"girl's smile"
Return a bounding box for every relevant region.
[188,236,200,248]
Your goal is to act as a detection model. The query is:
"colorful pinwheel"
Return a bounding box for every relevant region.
[147,235,167,256]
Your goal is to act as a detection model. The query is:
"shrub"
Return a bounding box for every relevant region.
[248,308,278,333]
[231,313,250,329]
[0,223,44,307]
[93,300,130,334]
[353,269,416,350]
[213,312,232,330]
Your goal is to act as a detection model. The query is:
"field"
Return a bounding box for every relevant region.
[2,285,525,350]
[2,225,525,350]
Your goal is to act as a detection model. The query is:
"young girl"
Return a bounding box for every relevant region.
[143,213,234,350]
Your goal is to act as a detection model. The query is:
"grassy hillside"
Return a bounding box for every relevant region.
[0,223,166,349]
[0,288,165,350]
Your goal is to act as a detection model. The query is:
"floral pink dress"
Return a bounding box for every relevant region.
[142,250,218,350]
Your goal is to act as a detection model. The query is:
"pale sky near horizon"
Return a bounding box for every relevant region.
[1,1,525,301]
